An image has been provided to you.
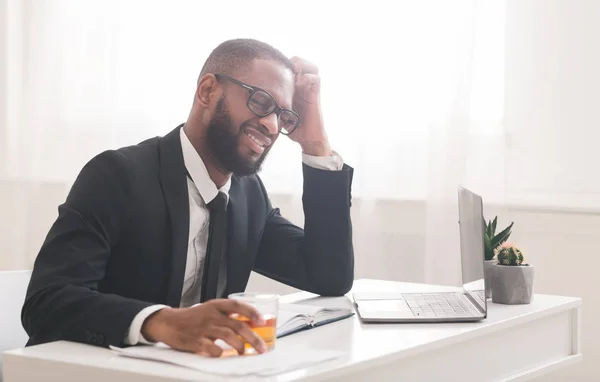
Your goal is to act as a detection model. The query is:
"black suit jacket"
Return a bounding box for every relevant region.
[22,125,354,348]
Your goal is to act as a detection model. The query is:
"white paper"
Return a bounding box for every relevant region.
[110,343,344,377]
[279,302,323,316]
[276,305,311,329]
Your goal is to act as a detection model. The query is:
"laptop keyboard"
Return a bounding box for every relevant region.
[401,293,477,318]
[474,290,486,306]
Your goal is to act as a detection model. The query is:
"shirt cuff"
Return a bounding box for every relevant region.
[301,150,344,171]
[124,304,168,345]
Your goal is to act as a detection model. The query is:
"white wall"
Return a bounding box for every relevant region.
[0,180,68,270]
[501,0,600,379]
[0,0,7,173]
[505,0,600,211]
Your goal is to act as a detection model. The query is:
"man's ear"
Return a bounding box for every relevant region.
[195,74,220,108]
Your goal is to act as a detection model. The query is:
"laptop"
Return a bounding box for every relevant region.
[353,186,487,323]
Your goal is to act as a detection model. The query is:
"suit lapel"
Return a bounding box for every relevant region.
[158,124,190,307]
[225,176,250,294]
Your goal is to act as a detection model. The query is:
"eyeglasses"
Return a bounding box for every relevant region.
[214,73,301,135]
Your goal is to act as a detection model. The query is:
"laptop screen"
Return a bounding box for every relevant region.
[458,186,487,313]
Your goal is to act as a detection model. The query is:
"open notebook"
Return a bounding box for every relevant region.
[276,300,354,338]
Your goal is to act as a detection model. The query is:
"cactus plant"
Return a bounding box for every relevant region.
[492,242,533,304]
[484,216,513,261]
[495,242,525,265]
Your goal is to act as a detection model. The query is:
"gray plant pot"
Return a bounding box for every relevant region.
[484,260,496,298]
[491,264,534,304]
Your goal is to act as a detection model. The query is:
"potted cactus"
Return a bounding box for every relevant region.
[492,243,534,304]
[483,217,514,298]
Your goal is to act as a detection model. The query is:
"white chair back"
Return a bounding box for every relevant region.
[0,270,32,381]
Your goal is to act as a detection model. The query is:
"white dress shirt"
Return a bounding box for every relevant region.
[125,127,343,345]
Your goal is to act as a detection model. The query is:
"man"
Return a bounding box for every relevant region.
[22,39,354,357]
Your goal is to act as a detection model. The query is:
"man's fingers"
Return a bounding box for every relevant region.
[215,299,264,324]
[176,336,223,358]
[290,56,319,75]
[296,73,320,91]
[223,317,267,354]
[195,338,223,358]
[209,327,245,355]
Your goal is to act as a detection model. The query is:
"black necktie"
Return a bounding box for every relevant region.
[201,191,228,302]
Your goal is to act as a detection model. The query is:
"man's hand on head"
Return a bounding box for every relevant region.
[288,56,332,157]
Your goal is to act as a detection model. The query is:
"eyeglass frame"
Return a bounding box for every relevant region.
[214,73,301,135]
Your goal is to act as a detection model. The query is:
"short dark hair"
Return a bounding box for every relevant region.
[198,38,294,81]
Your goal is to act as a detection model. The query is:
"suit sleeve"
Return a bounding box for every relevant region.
[253,163,354,296]
[21,150,154,348]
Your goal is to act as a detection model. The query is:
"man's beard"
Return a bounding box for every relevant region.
[206,97,270,176]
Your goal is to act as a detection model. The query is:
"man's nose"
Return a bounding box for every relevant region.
[258,112,280,136]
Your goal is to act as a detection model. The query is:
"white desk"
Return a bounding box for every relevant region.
[3,279,582,382]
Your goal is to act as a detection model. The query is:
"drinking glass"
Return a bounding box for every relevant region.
[228,292,279,355]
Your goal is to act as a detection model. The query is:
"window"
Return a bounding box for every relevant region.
[4,0,505,200]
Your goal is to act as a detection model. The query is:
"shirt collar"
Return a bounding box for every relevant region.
[180,126,231,204]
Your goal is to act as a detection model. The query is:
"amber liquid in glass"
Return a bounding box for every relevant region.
[230,313,277,354]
